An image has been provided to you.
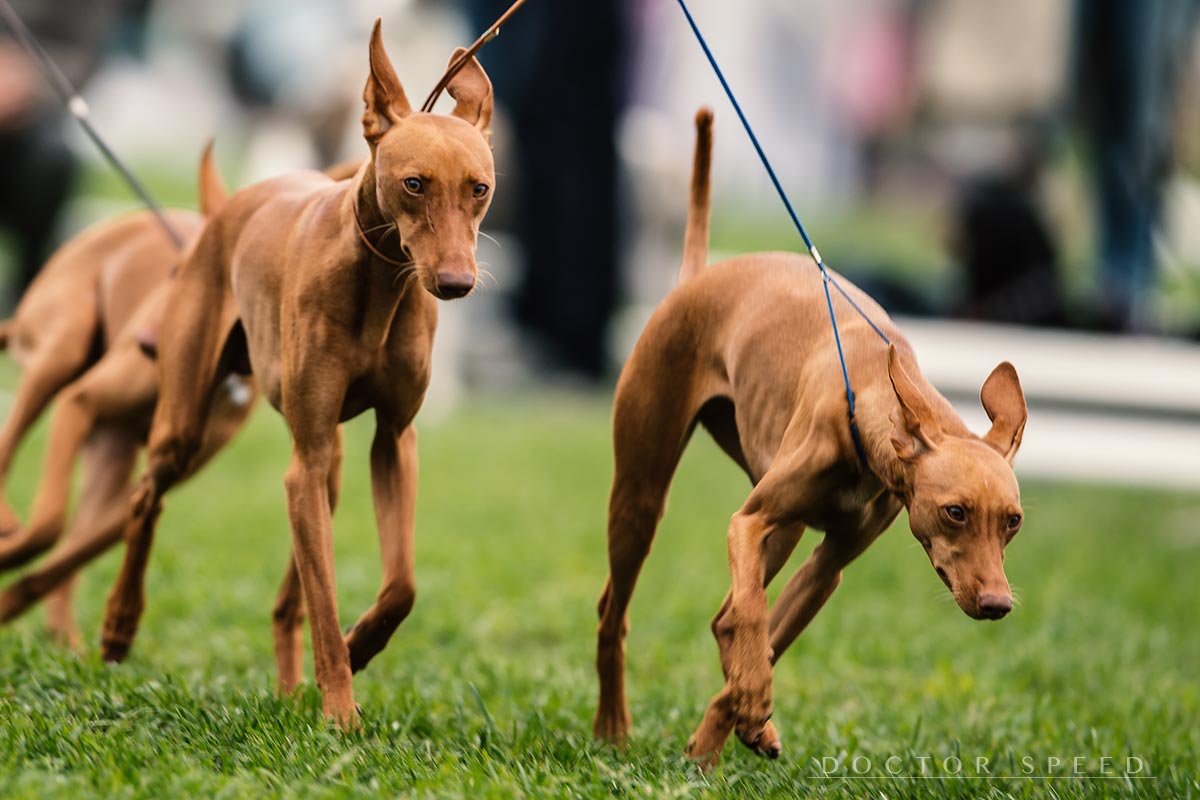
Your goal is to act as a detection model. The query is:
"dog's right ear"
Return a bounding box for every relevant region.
[363,19,412,144]
[444,47,493,135]
[980,361,1027,462]
[888,344,941,463]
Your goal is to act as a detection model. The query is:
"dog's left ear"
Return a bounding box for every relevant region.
[888,344,942,463]
[363,19,412,144]
[444,47,493,135]
[980,361,1026,462]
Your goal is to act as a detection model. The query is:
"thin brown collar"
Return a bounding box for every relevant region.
[352,196,409,267]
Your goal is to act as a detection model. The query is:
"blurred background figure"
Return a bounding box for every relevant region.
[0,0,126,308]
[1071,0,1200,333]
[0,0,1196,486]
[4,0,1200,373]
[894,0,1071,327]
[225,0,358,170]
[463,0,627,380]
[946,122,1069,328]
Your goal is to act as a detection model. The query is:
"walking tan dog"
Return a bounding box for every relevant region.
[593,110,1028,768]
[0,148,256,646]
[93,21,495,728]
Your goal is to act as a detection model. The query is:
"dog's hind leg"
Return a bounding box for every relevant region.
[99,227,239,663]
[594,356,703,746]
[274,426,341,693]
[344,420,416,673]
[0,430,138,630]
[0,346,154,573]
[272,556,306,693]
[0,313,98,536]
[43,427,139,649]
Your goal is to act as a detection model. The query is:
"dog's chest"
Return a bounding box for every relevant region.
[342,295,437,424]
[805,476,890,532]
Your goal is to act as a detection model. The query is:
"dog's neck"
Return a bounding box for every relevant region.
[348,159,409,267]
[855,378,971,496]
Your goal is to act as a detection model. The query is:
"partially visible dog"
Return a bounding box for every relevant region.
[594,109,1028,768]
[93,20,497,730]
[0,148,256,647]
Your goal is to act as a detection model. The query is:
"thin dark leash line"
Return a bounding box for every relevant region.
[420,0,528,113]
[0,0,186,249]
[674,0,891,469]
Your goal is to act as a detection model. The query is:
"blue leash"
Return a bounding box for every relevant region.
[674,0,891,470]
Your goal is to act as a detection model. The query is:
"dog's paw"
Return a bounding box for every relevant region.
[592,705,632,746]
[99,634,131,663]
[327,703,362,733]
[100,612,140,662]
[737,719,782,759]
[0,581,32,623]
[46,623,84,654]
[729,678,773,753]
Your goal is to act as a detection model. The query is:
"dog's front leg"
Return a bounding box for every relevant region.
[274,427,341,694]
[768,498,899,661]
[706,521,806,760]
[344,418,417,673]
[687,507,778,769]
[285,436,356,728]
[280,354,357,728]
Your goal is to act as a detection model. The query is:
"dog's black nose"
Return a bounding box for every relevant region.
[977,593,1012,619]
[435,271,474,299]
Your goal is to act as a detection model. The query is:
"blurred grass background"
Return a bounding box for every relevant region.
[0,370,1196,798]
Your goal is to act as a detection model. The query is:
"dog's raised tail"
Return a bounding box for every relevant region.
[199,139,228,218]
[679,107,714,284]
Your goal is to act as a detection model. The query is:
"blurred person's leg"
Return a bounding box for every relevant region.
[1074,0,1194,331]
[0,110,76,301]
[465,0,625,378]
[1092,0,1160,331]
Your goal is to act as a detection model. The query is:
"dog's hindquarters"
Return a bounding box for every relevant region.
[595,304,724,743]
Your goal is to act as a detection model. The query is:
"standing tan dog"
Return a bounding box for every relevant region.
[94,21,496,729]
[593,109,1028,768]
[0,149,256,646]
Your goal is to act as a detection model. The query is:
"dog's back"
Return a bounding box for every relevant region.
[4,210,201,365]
[626,108,911,475]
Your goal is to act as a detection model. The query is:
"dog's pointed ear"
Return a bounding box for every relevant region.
[888,344,941,462]
[444,47,493,135]
[363,19,412,144]
[980,361,1027,462]
[198,139,227,218]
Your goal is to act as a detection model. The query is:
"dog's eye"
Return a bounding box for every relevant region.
[1008,514,1022,529]
[472,183,490,199]
[944,505,966,522]
[404,177,424,195]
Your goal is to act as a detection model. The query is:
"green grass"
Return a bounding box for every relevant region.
[0,385,1197,798]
